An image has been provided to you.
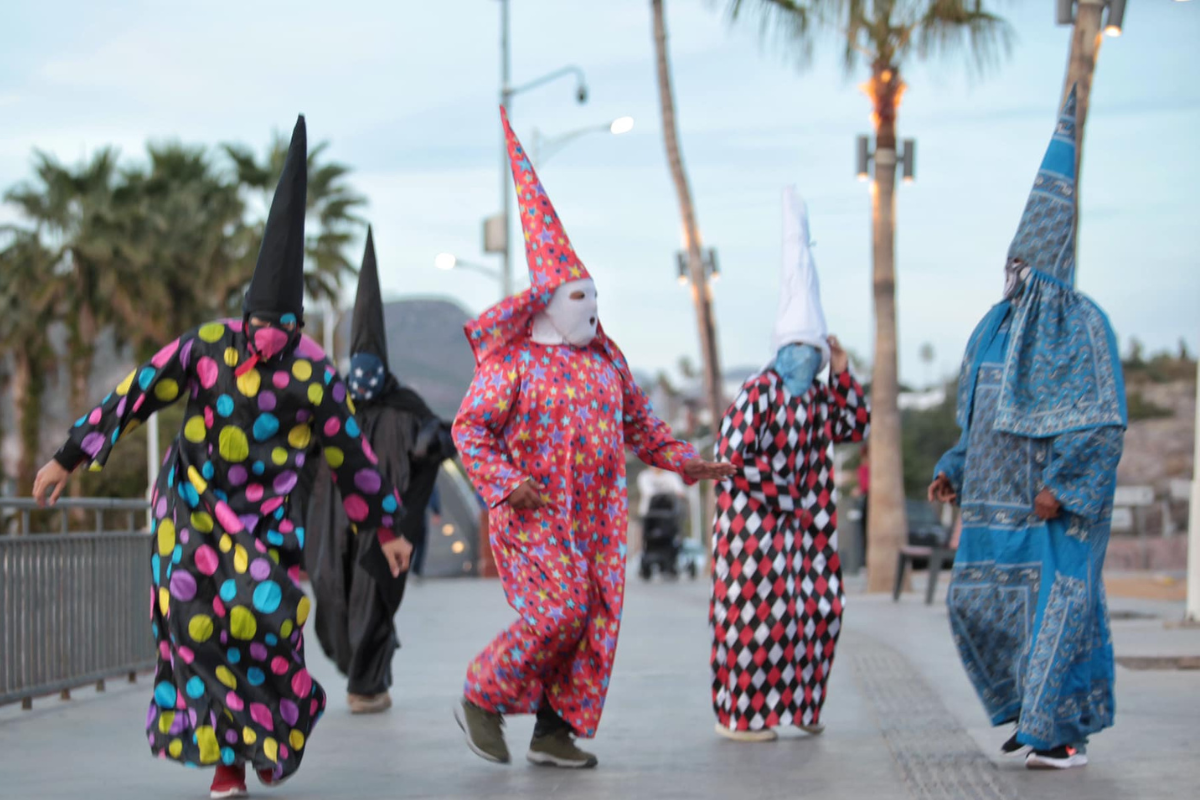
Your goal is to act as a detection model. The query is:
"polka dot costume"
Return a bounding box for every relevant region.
[55,320,403,778]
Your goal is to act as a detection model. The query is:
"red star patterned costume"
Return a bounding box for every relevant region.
[452,109,698,738]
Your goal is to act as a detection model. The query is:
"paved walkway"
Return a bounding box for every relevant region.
[2,574,1199,800]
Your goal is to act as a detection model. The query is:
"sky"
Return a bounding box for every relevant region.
[1,1,1197,386]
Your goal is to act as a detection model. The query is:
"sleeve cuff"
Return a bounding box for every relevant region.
[53,442,86,472]
[376,527,398,544]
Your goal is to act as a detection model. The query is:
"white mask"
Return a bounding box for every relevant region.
[531,278,599,348]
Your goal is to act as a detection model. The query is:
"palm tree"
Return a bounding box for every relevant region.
[223,135,366,307]
[722,0,1013,592]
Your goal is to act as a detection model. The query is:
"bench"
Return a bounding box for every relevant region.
[893,545,957,605]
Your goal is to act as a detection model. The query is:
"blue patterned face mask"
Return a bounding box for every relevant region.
[775,343,822,396]
[349,353,386,402]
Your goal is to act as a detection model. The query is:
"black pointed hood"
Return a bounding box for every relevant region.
[243,114,307,319]
[350,226,389,367]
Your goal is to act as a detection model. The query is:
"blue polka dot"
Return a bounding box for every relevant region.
[381,494,398,513]
[172,545,183,565]
[186,676,206,699]
[154,681,177,708]
[219,580,238,603]
[264,634,278,646]
[273,507,285,520]
[182,484,199,507]
[74,414,88,427]
[324,370,334,385]
[165,564,173,580]
[138,367,158,391]
[296,528,305,548]
[111,428,121,444]
[221,747,236,765]
[267,531,284,546]
[252,414,280,442]
[253,462,266,476]
[246,668,266,686]
[345,417,360,437]
[252,581,283,614]
[167,467,175,488]
[227,648,241,664]
[216,395,235,418]
[201,461,215,480]
[214,490,228,502]
[152,554,162,585]
[151,622,159,638]
[281,313,297,325]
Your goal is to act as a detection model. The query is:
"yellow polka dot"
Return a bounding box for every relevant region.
[154,379,179,402]
[242,727,257,746]
[234,545,248,574]
[307,384,324,405]
[158,587,170,615]
[116,370,136,396]
[287,424,311,450]
[224,347,240,367]
[125,419,141,436]
[218,427,249,462]
[236,368,261,398]
[324,447,344,469]
[196,725,220,764]
[158,711,175,734]
[188,614,214,643]
[291,360,313,381]
[230,606,257,640]
[297,596,312,626]
[157,519,176,556]
[190,512,214,533]
[187,466,208,495]
[216,666,237,689]
[184,416,207,443]
[271,447,288,466]
[219,534,233,553]
[263,737,278,764]
[289,730,305,750]
[281,619,294,638]
[198,323,226,343]
[88,461,103,472]
[269,549,280,564]
[347,396,357,415]
[223,708,234,721]
[168,739,183,758]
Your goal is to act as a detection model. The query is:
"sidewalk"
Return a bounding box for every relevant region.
[1,574,1197,799]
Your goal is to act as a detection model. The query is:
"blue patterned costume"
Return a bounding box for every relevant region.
[935,89,1127,751]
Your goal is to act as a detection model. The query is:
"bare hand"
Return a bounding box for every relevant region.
[381,536,413,578]
[507,480,546,511]
[682,459,737,482]
[33,460,71,508]
[828,335,849,374]
[927,473,957,504]
[1034,489,1061,521]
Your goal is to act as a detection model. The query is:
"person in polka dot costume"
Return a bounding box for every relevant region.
[33,116,410,799]
[450,109,733,769]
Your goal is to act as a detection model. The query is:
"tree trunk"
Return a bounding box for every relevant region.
[1062,0,1104,259]
[651,0,725,439]
[67,302,98,509]
[864,65,909,594]
[11,350,41,496]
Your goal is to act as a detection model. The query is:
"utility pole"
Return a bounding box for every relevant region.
[498,0,513,299]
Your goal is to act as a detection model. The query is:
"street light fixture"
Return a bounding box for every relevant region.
[676,248,720,287]
[857,135,917,184]
[531,116,635,166]
[434,252,502,280]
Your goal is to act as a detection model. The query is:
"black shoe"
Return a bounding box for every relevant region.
[1026,744,1087,770]
[1000,732,1026,755]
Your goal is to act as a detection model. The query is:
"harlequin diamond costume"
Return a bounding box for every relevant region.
[710,187,869,741]
[306,227,456,714]
[933,89,1126,770]
[48,116,405,795]
[451,109,720,768]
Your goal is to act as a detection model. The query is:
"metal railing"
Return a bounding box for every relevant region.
[0,498,154,708]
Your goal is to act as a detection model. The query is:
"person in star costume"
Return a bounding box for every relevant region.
[306,227,456,715]
[929,89,1126,771]
[451,108,734,769]
[710,187,869,742]
[32,116,412,800]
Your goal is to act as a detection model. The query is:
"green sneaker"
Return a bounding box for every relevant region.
[454,698,510,764]
[527,728,599,769]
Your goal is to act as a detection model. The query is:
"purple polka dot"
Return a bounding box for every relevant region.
[353,469,382,495]
[295,452,306,468]
[146,705,156,728]
[238,514,259,533]
[273,471,298,495]
[81,432,105,457]
[258,392,277,412]
[279,699,299,726]
[156,497,168,517]
[169,712,187,735]
[180,529,189,544]
[228,465,248,486]
[180,340,194,369]
[332,383,346,403]
[250,643,269,661]
[116,397,127,417]
[296,410,311,423]
[225,729,239,744]
[169,571,197,602]
[249,559,271,581]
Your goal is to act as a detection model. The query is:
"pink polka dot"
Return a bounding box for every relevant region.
[228,318,244,333]
[291,669,312,698]
[246,484,264,502]
[271,656,290,676]
[280,745,290,761]
[204,406,214,429]
[177,646,195,664]
[197,356,219,389]
[215,501,243,533]
[132,394,146,413]
[151,338,180,368]
[279,699,299,726]
[343,495,369,522]
[362,439,379,465]
[323,418,341,437]
[279,519,295,534]
[287,566,301,586]
[250,702,274,729]
[159,642,171,660]
[273,371,290,389]
[213,598,226,617]
[228,465,248,486]
[226,691,244,712]
[261,497,284,515]
[89,407,103,425]
[254,539,268,554]
[194,545,219,576]
[353,469,382,495]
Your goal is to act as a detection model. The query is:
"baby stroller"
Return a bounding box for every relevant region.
[639,493,684,581]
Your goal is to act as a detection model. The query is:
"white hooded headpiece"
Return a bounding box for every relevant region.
[771,186,830,369]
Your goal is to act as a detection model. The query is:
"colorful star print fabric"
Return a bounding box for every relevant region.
[453,339,697,738]
[710,368,868,732]
[54,319,402,778]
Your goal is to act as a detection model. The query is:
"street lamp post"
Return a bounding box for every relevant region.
[435,252,503,281]
[530,117,635,167]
